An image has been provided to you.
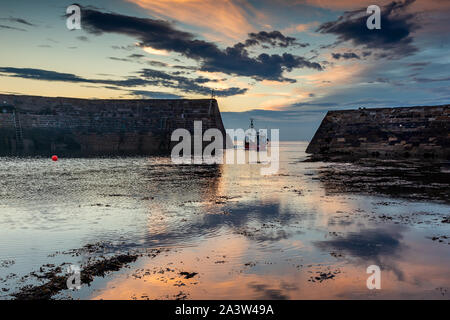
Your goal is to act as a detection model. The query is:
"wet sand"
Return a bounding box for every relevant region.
[0,142,449,299]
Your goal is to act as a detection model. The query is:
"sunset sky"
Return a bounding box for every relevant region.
[1,0,449,139]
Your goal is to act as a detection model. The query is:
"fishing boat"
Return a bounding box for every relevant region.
[244,119,268,151]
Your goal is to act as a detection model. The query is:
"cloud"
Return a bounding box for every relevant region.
[146,60,168,67]
[124,0,263,40]
[305,0,392,10]
[128,54,145,59]
[317,0,419,58]
[407,62,429,67]
[331,52,360,60]
[241,31,309,48]
[283,22,321,34]
[0,67,97,83]
[108,57,131,62]
[413,76,450,83]
[0,24,26,32]
[111,44,136,51]
[76,36,89,42]
[0,16,34,26]
[173,65,198,71]
[109,55,172,68]
[0,16,34,32]
[0,67,246,97]
[295,63,365,88]
[199,46,322,82]
[80,7,322,82]
[138,68,248,97]
[130,90,183,99]
[305,0,450,12]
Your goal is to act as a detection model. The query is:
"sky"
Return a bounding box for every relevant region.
[0,0,449,140]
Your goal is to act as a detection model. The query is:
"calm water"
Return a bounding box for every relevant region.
[0,142,449,299]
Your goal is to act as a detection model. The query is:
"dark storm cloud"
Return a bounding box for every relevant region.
[317,0,419,58]
[331,52,360,60]
[242,31,309,48]
[138,68,247,97]
[0,67,246,97]
[80,7,322,82]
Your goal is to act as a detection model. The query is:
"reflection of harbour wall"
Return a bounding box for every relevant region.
[0,94,226,156]
[306,105,450,160]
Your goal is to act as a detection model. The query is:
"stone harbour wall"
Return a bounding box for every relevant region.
[0,94,226,156]
[306,105,450,160]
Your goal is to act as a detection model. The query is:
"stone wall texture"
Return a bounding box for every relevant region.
[0,94,226,156]
[306,105,450,160]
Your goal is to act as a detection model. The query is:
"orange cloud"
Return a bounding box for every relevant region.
[142,46,169,56]
[282,21,320,34]
[255,89,312,110]
[296,63,365,88]
[125,0,265,40]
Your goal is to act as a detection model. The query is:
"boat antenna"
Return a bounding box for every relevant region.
[209,89,216,115]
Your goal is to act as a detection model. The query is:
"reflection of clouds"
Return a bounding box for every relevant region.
[140,154,309,247]
[315,226,409,281]
[92,230,304,300]
[142,160,318,247]
[248,282,288,300]
[315,227,404,260]
[144,200,302,246]
[212,202,296,228]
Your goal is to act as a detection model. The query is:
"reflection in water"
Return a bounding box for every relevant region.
[315,227,404,261]
[315,226,409,283]
[315,160,450,203]
[1,142,450,299]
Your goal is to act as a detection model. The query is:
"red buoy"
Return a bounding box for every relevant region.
[52,155,58,162]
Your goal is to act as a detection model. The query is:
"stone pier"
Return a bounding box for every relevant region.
[306,105,450,160]
[0,94,226,156]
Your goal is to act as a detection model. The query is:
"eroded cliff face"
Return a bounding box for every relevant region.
[0,94,226,156]
[306,105,450,160]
